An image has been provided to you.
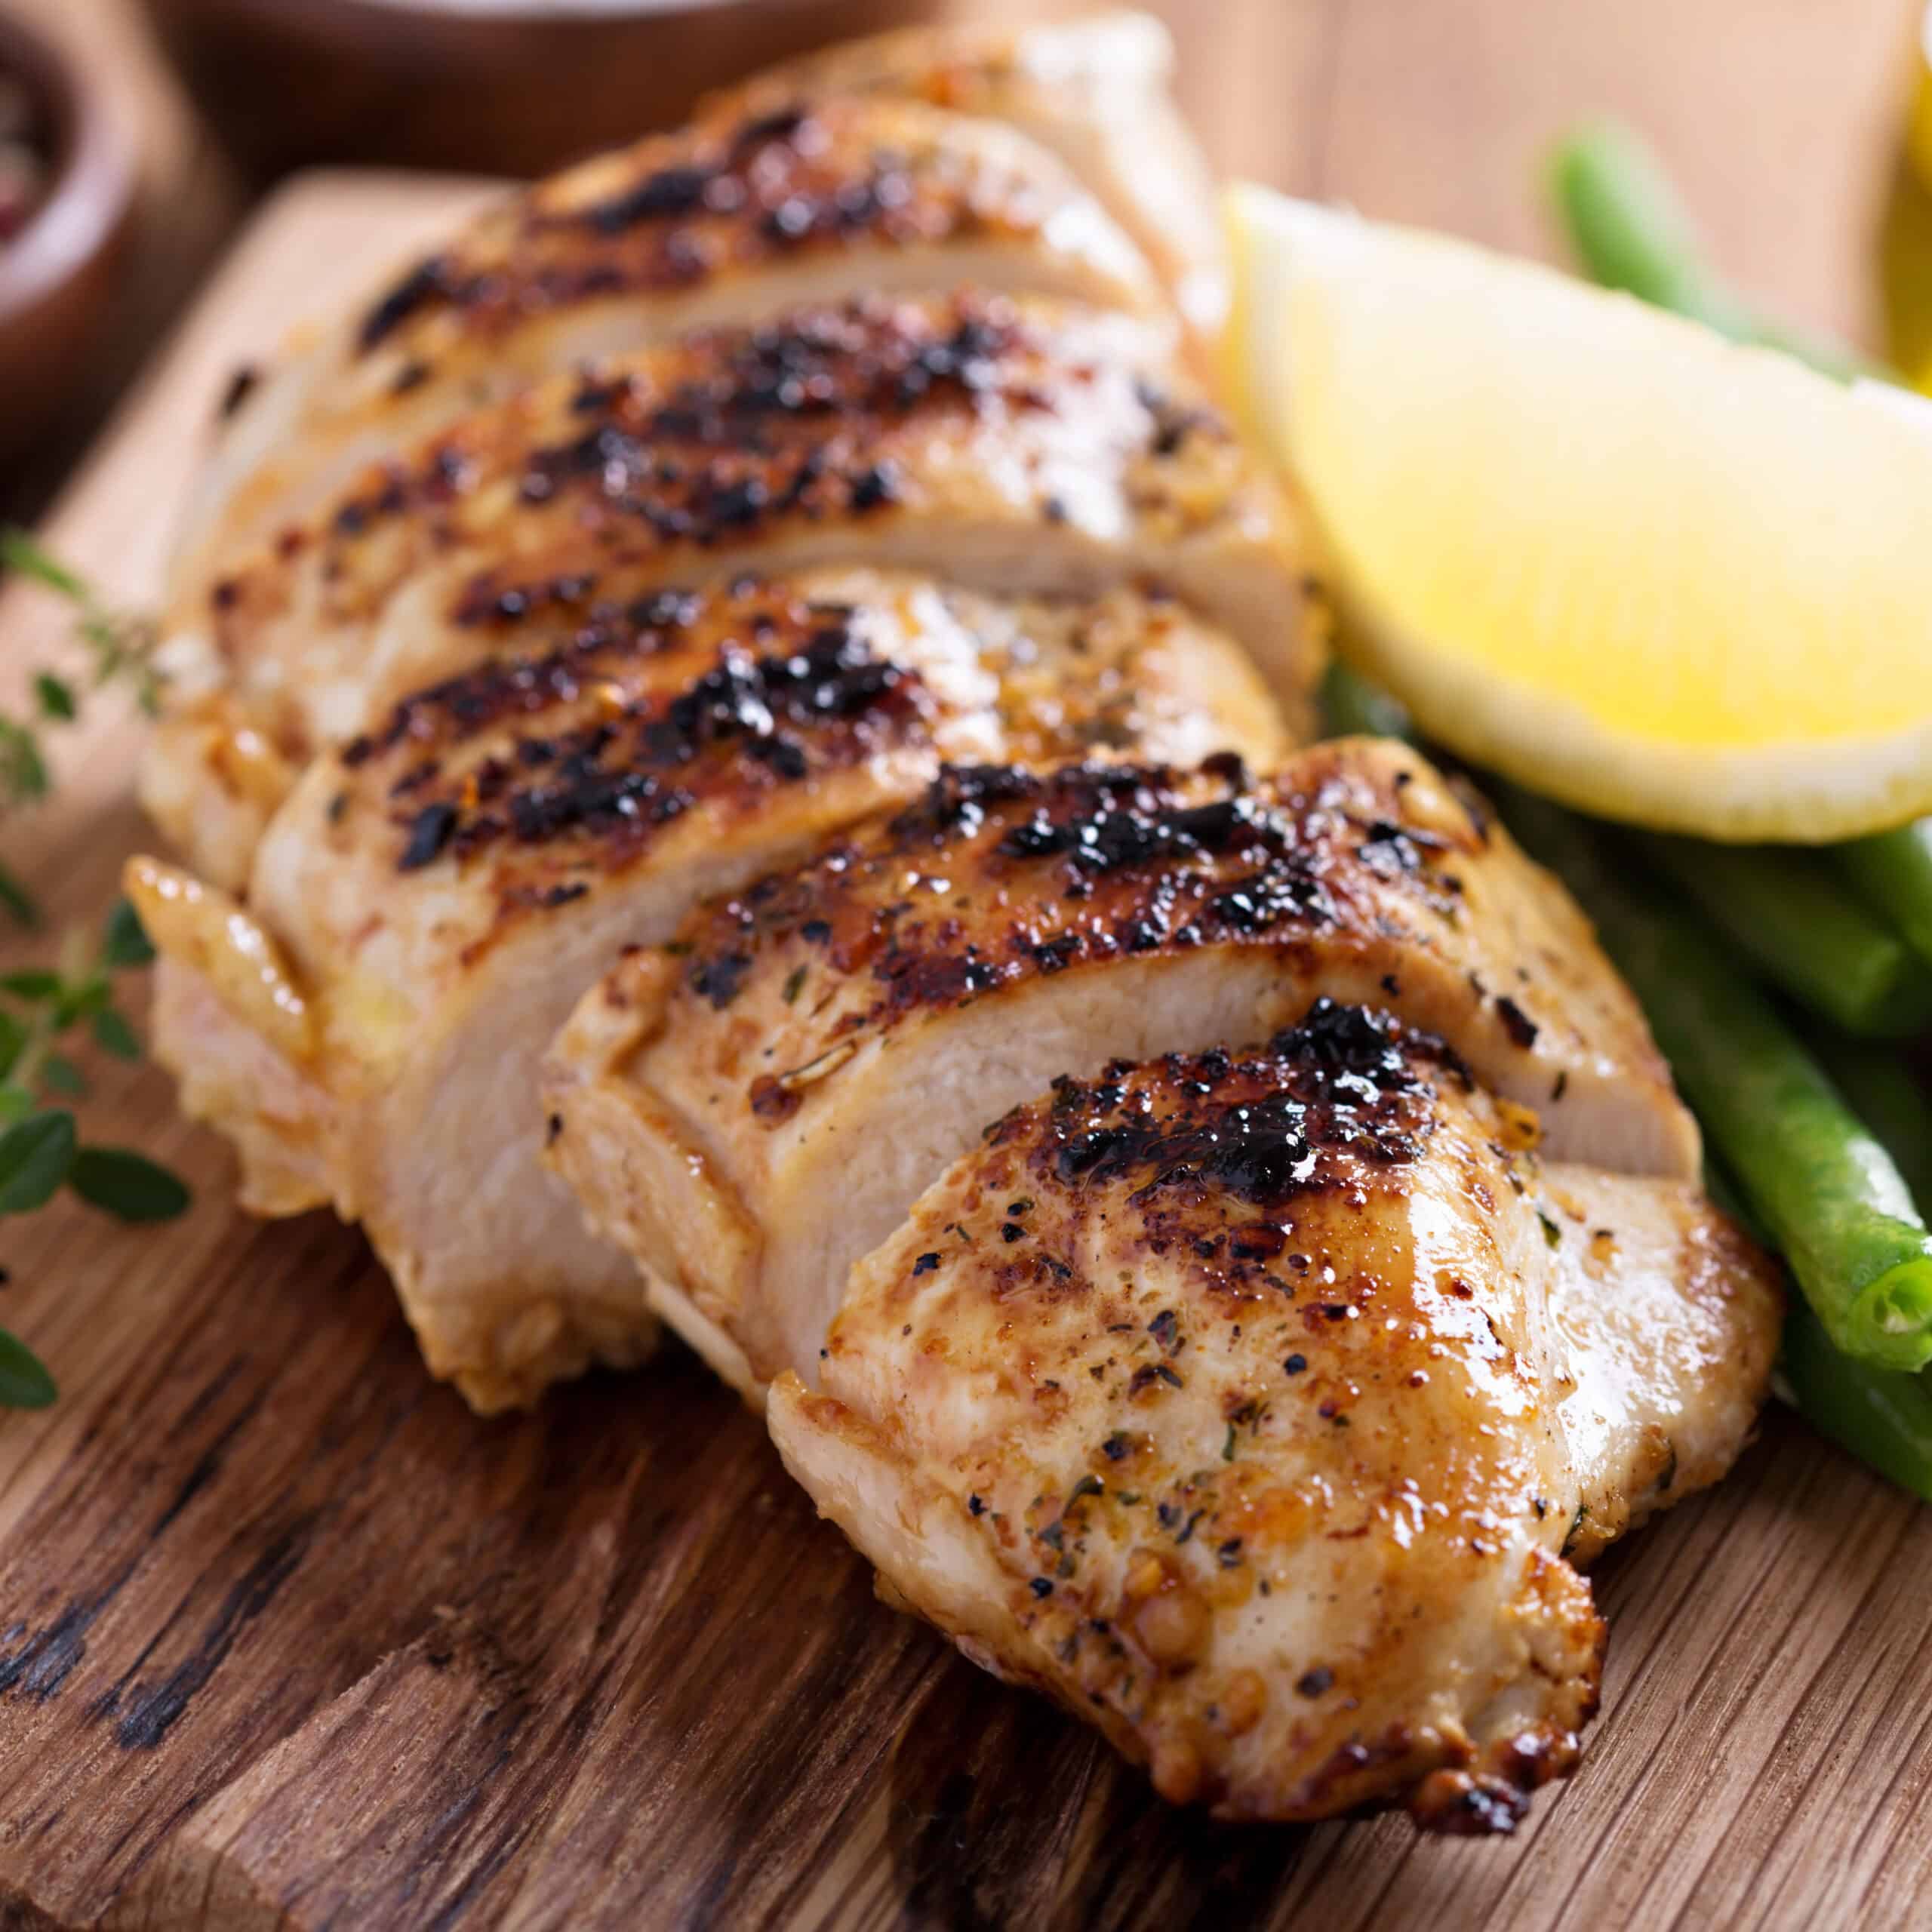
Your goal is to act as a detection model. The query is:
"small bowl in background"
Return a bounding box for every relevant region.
[137,0,952,183]
[0,8,138,461]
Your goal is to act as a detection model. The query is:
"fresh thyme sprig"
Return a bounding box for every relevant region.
[0,897,189,1407]
[1,525,165,928]
[2,533,188,1407]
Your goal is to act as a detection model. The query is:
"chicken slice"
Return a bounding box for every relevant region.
[131,569,1291,1413]
[543,740,1700,1401]
[146,294,1319,891]
[171,94,1165,596]
[718,11,1226,331]
[766,1001,1781,1827]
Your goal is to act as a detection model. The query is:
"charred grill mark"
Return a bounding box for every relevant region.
[217,362,260,420]
[669,754,1515,1146]
[994,789,1290,876]
[1134,376,1217,458]
[1357,817,1444,876]
[364,597,928,884]
[453,571,650,633]
[357,254,453,352]
[578,162,715,231]
[1041,1003,1439,1212]
[346,586,707,765]
[512,308,1014,512]
[683,760,1367,1032]
[888,760,1045,841]
[691,952,752,1009]
[863,817,1334,998]
[1495,996,1540,1051]
[546,110,977,253]
[891,1006,1456,1327]
[333,299,1041,564]
[398,801,460,871]
[351,103,1023,357]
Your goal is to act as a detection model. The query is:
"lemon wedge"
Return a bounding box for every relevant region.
[1225,181,1932,843]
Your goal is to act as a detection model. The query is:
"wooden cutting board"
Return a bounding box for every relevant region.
[2,169,1930,1932]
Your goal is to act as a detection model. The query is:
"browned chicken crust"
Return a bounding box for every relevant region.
[170,91,1164,597]
[131,13,1779,1838]
[544,740,1699,1398]
[132,569,1289,1411]
[147,294,1318,890]
[346,98,1157,362]
[715,10,1225,328]
[324,574,1292,958]
[769,1002,1780,1828]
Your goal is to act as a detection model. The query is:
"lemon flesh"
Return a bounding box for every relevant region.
[1226,182,1932,843]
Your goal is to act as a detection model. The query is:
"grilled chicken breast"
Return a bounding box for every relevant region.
[543,740,1700,1401]
[131,569,1290,1411]
[768,1001,1781,1828]
[146,294,1319,891]
[171,95,1166,598]
[718,11,1226,331]
[131,18,1777,1838]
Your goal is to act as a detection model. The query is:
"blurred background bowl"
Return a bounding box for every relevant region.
[134,0,951,181]
[0,7,137,460]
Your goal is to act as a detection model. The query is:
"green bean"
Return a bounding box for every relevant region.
[1708,1153,1932,1500]
[1779,1301,1932,1503]
[1494,783,1932,1374]
[1629,832,1932,1038]
[1839,819,1932,974]
[1810,1034,1932,1219]
[1548,122,1882,382]
[1700,1157,1767,1245]
[1319,660,1414,742]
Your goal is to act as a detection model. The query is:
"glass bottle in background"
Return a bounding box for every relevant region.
[1881,4,1932,391]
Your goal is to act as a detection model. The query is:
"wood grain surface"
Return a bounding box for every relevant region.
[2,8,1931,1923]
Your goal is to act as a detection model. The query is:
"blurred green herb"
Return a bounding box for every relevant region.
[1,525,165,928]
[0,897,192,1405]
[1,536,186,1406]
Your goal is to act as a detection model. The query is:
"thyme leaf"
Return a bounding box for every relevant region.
[0,1331,56,1410]
[0,898,192,1409]
[0,530,166,925]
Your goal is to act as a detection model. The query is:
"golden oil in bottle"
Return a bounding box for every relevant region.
[1881,5,1932,389]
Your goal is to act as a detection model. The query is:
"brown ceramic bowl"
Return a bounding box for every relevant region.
[0,8,137,461]
[137,0,950,182]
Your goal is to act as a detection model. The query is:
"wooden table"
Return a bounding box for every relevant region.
[3,5,1930,1929]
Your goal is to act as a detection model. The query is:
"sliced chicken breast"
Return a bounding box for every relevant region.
[171,95,1164,598]
[543,740,1700,1401]
[718,11,1226,331]
[146,294,1320,891]
[767,1001,1781,1827]
[131,569,1291,1412]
